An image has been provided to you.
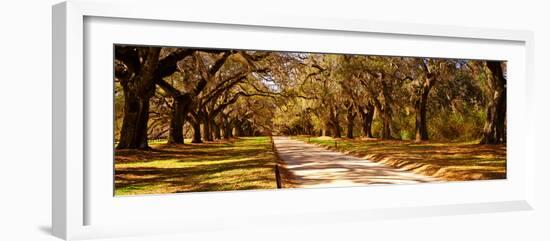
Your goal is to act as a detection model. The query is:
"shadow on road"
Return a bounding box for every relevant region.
[273,136,439,188]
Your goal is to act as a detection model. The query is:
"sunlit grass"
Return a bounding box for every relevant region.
[115,137,278,196]
[294,136,506,181]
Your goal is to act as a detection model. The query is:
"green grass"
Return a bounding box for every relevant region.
[115,138,193,146]
[294,136,506,181]
[115,137,278,196]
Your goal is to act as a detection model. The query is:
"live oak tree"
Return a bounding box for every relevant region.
[336,55,375,138]
[114,46,506,149]
[157,50,230,144]
[115,47,161,149]
[404,58,456,142]
[357,56,402,139]
[270,54,501,143]
[470,61,507,144]
[181,51,272,142]
[145,49,270,144]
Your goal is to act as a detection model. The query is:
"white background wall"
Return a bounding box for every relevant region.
[0,0,548,240]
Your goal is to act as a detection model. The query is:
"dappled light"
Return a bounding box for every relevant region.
[274,137,438,188]
[113,45,506,195]
[294,136,505,181]
[115,137,278,195]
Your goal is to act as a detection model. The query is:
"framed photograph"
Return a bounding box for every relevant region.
[52,0,535,240]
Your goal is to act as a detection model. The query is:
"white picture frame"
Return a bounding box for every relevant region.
[52,0,535,240]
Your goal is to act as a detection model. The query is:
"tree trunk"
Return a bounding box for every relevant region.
[116,47,160,149]
[167,94,192,144]
[226,125,233,138]
[377,80,393,140]
[329,105,341,138]
[323,125,332,137]
[373,99,392,140]
[213,120,221,139]
[202,121,212,141]
[359,103,375,138]
[382,113,391,139]
[223,126,230,139]
[241,121,249,136]
[116,92,151,149]
[414,78,434,142]
[191,121,202,143]
[332,123,341,138]
[222,117,232,139]
[346,104,356,139]
[199,111,214,142]
[234,125,241,137]
[480,61,507,144]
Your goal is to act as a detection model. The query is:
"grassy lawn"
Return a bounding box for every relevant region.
[115,137,278,196]
[294,136,506,181]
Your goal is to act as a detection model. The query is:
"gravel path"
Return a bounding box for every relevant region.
[273,136,439,188]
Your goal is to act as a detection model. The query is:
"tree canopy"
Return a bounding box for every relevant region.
[114,45,507,149]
